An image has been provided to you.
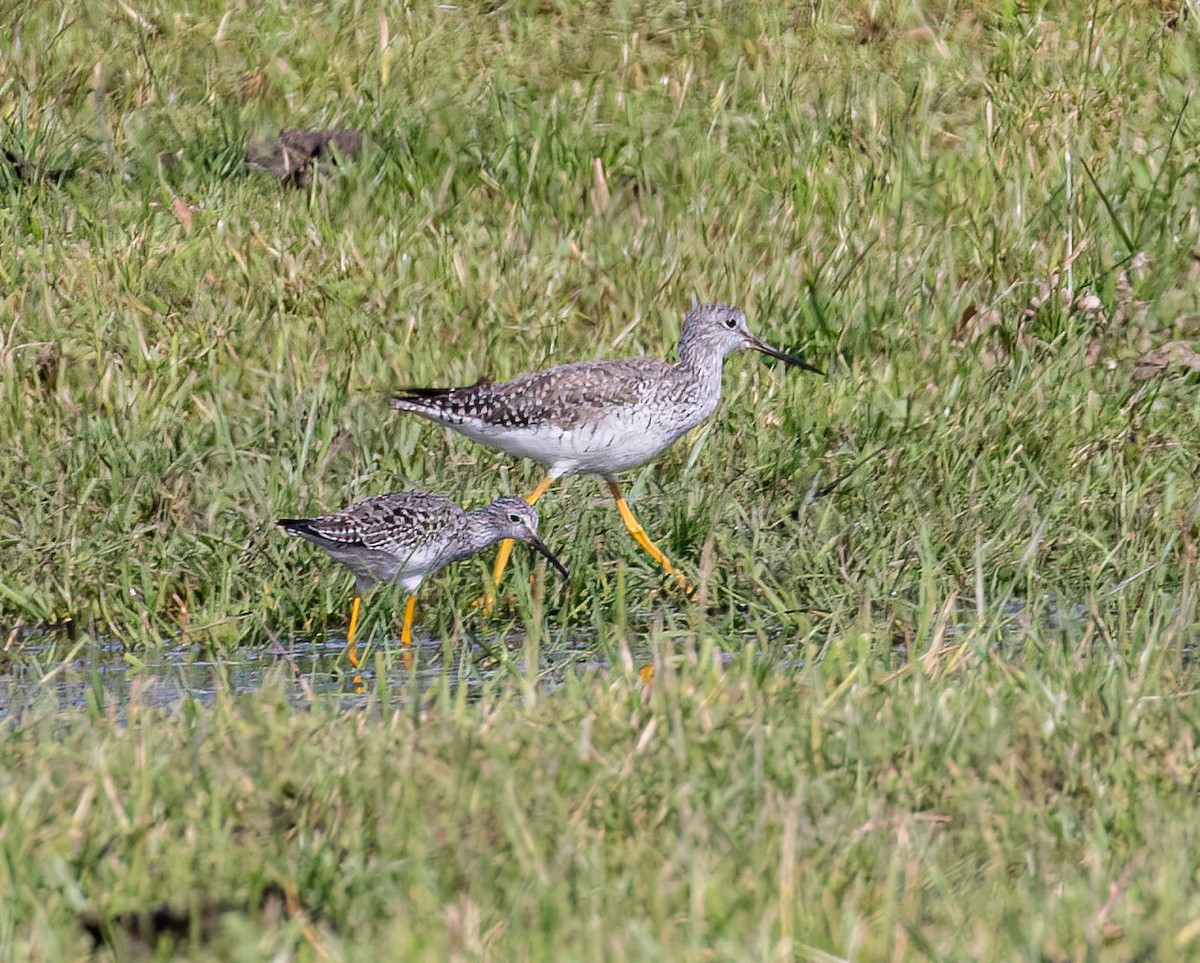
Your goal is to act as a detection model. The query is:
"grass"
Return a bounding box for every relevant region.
[2,0,1200,957]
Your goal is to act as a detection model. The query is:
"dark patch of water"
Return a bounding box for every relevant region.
[2,594,1144,720]
[0,628,613,721]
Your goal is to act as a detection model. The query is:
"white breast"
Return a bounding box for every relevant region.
[452,408,697,478]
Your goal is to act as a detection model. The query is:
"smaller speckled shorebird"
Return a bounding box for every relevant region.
[392,302,821,593]
[279,490,567,667]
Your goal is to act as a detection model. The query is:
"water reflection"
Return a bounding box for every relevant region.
[0,629,614,720]
[1,594,1135,720]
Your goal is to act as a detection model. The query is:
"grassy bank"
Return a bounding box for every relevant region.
[5,637,1200,960]
[3,0,1196,648]
[2,0,1200,958]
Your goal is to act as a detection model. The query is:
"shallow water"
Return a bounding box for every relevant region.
[1,637,348,719]
[0,595,1135,721]
[0,629,618,721]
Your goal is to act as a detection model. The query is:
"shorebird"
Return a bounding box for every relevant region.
[279,490,568,668]
[391,302,821,594]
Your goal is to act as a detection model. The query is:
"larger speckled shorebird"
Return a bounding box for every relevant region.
[279,490,567,667]
[391,302,822,595]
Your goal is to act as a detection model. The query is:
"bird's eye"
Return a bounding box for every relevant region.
[509,513,523,523]
[724,317,737,328]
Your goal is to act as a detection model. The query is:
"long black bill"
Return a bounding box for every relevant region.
[747,335,824,376]
[524,533,570,580]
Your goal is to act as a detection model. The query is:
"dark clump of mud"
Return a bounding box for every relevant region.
[79,883,298,956]
[245,127,364,186]
[3,149,75,184]
[4,127,365,191]
[160,127,365,187]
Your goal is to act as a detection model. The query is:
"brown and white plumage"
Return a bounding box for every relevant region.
[392,303,820,479]
[279,490,567,668]
[390,302,822,590]
[279,490,566,592]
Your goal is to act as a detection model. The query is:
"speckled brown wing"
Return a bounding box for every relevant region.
[285,490,466,552]
[393,358,680,430]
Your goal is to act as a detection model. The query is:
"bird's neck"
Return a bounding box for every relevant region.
[677,324,735,369]
[676,336,730,403]
[458,511,506,560]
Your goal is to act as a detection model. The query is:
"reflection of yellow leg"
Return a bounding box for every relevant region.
[482,474,558,614]
[346,595,363,668]
[400,595,416,671]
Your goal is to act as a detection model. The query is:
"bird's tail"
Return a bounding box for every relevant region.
[391,385,455,409]
[278,518,317,537]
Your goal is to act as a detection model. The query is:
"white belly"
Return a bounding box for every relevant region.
[351,543,446,592]
[455,410,696,478]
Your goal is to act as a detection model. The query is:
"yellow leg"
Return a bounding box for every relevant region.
[400,595,417,671]
[607,480,691,591]
[481,474,558,615]
[345,595,363,668]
